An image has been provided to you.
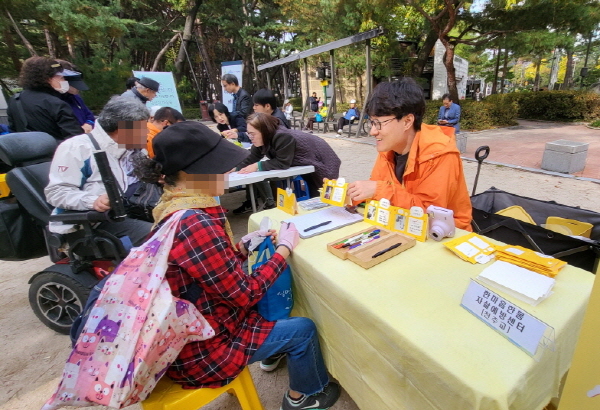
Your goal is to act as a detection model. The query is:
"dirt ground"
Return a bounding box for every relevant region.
[1,128,599,410]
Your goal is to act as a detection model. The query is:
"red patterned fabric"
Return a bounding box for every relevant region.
[162,207,286,388]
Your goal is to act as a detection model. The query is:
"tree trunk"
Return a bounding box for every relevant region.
[564,49,574,89]
[491,48,501,94]
[440,37,459,102]
[151,32,180,71]
[196,24,221,101]
[411,29,438,77]
[6,10,37,56]
[44,28,55,58]
[534,58,542,91]
[2,27,22,72]
[174,0,202,83]
[66,34,75,59]
[500,48,509,93]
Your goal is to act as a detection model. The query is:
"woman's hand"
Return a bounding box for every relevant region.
[347,180,377,202]
[238,163,259,174]
[222,129,238,139]
[238,229,277,255]
[277,222,299,256]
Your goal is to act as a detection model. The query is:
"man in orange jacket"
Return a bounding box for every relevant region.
[347,78,472,231]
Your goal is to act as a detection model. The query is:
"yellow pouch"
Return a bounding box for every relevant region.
[496,205,536,225]
[545,217,593,238]
[443,233,496,264]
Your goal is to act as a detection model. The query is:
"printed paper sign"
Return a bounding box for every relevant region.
[363,199,428,241]
[461,280,552,356]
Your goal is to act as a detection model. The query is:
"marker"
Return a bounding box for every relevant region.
[341,230,381,248]
[304,220,332,232]
[348,235,380,249]
[371,242,402,258]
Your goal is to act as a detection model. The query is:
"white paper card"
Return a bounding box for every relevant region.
[461,280,550,356]
[477,261,555,306]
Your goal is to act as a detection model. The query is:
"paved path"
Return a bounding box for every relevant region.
[317,119,600,181]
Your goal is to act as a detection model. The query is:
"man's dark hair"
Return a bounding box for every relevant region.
[207,103,230,123]
[154,107,185,124]
[19,56,63,90]
[221,73,239,86]
[253,89,277,110]
[365,78,426,131]
[126,77,139,90]
[442,93,452,101]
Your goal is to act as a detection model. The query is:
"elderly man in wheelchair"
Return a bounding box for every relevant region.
[0,96,153,334]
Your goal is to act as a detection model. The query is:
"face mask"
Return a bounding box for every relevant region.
[54,81,70,94]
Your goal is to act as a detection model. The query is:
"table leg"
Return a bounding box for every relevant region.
[249,184,257,213]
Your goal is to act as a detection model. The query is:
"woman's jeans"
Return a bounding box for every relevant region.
[249,317,329,395]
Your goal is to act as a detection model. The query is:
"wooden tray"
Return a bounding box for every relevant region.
[327,228,416,269]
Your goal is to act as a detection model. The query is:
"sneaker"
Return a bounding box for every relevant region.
[337,129,343,135]
[260,353,285,372]
[281,382,341,410]
[233,200,253,214]
[263,199,276,210]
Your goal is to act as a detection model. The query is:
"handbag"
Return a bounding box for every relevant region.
[252,238,293,321]
[125,181,163,222]
[42,210,215,410]
[315,113,323,122]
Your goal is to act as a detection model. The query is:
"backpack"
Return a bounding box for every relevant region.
[43,210,215,410]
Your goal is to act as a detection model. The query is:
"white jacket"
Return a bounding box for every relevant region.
[45,123,129,212]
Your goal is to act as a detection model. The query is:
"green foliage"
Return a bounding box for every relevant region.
[76,48,133,111]
[177,76,197,106]
[589,119,600,127]
[424,99,518,131]
[181,106,200,120]
[486,91,600,121]
[288,97,302,111]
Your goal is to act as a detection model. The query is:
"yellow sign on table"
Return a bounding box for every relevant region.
[558,273,600,409]
[364,198,428,241]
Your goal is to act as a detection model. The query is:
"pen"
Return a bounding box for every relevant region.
[348,235,380,249]
[371,242,402,259]
[341,230,381,248]
[304,220,332,232]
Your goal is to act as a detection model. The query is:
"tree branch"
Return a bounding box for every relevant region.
[5,9,37,56]
[151,32,180,71]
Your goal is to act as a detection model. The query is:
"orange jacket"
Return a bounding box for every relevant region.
[370,123,472,231]
[146,122,162,158]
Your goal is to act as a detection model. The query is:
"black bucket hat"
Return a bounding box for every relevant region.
[138,77,160,92]
[153,121,249,175]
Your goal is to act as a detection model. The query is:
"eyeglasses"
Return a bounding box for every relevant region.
[369,118,397,130]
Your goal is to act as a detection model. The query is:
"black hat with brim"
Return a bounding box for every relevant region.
[138,77,160,92]
[65,74,89,91]
[153,121,250,175]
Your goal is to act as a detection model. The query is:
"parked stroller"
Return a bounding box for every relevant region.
[0,132,130,334]
[470,146,600,273]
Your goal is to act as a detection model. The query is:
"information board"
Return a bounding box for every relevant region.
[132,71,181,112]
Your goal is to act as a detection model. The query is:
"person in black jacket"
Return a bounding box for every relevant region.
[252,89,291,129]
[221,74,252,119]
[233,113,340,213]
[7,56,83,141]
[208,102,250,143]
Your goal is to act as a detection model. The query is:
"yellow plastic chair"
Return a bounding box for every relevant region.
[141,367,265,410]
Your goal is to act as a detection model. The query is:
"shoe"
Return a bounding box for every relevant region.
[281,382,341,410]
[233,200,253,214]
[260,353,285,372]
[337,129,343,135]
[263,200,276,210]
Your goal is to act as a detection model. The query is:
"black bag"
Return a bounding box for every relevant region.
[0,197,47,260]
[124,181,162,222]
[471,188,600,272]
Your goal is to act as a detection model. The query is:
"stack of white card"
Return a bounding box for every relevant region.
[477,260,556,306]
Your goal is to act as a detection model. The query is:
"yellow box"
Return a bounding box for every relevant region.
[0,174,10,198]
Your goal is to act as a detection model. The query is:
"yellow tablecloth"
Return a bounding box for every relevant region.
[249,209,595,410]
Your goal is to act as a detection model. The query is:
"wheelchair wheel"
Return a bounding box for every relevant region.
[28,271,91,334]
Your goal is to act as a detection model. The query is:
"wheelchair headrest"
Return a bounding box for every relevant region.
[0,132,57,167]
